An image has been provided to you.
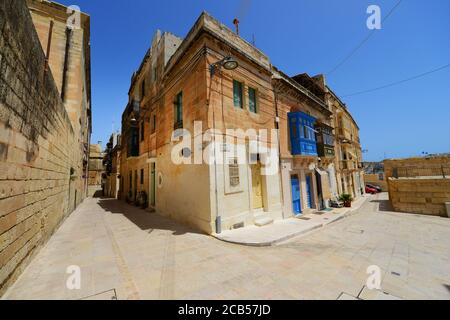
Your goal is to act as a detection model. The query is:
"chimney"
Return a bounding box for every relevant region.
[233,18,240,35]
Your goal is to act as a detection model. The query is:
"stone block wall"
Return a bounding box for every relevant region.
[0,0,82,295]
[385,157,450,217]
[387,178,450,216]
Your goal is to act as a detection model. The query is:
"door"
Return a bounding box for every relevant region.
[251,162,263,209]
[150,163,156,206]
[306,174,313,209]
[315,171,324,210]
[291,175,302,215]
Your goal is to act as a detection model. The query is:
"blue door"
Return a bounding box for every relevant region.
[306,175,313,209]
[291,175,302,215]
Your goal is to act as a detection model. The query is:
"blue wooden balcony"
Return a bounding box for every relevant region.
[288,112,318,156]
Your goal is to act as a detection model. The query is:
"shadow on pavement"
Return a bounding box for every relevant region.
[443,284,450,294]
[370,199,394,212]
[97,199,204,236]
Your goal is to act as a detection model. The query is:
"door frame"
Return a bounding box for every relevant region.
[291,174,302,215]
[147,159,157,208]
[305,173,314,209]
[250,161,264,210]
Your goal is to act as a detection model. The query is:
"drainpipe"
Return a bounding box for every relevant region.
[44,20,54,74]
[207,58,221,234]
[273,87,285,218]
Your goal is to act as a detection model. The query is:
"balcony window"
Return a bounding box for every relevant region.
[288,112,318,156]
[127,127,139,157]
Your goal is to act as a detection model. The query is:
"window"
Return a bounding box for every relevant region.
[128,127,139,157]
[151,114,156,134]
[248,87,257,113]
[229,158,240,187]
[140,169,144,185]
[233,80,243,109]
[141,79,146,99]
[152,66,157,82]
[290,118,297,138]
[140,122,144,141]
[174,92,183,129]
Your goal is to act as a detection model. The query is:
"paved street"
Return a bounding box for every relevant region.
[3,193,450,300]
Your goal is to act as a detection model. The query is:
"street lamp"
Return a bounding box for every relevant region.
[208,56,239,235]
[209,56,239,77]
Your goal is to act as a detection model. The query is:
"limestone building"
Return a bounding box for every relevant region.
[0,0,91,294]
[87,144,105,197]
[103,133,121,199]
[328,90,365,199]
[27,0,92,200]
[118,12,365,234]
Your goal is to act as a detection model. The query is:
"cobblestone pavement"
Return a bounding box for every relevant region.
[3,193,450,300]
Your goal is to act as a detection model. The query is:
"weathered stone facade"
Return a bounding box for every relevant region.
[117,12,365,234]
[103,133,121,199]
[0,0,91,295]
[328,90,365,199]
[87,144,104,197]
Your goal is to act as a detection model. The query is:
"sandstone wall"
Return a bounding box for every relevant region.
[0,0,82,295]
[387,178,450,216]
[385,157,450,217]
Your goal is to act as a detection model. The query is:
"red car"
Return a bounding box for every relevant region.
[365,186,378,194]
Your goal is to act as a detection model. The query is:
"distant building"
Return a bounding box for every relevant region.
[103,134,121,199]
[88,144,105,196]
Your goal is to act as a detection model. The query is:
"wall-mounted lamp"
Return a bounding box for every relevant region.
[209,56,239,77]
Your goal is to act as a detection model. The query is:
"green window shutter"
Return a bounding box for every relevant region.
[249,87,257,113]
[174,92,183,126]
[233,80,243,108]
[178,92,183,122]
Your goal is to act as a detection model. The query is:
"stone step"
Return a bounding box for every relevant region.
[254,216,274,227]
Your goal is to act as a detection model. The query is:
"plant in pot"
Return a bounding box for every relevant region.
[339,193,353,208]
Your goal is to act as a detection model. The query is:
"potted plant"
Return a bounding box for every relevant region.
[339,193,353,208]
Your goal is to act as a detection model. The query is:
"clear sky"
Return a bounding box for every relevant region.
[56,0,450,161]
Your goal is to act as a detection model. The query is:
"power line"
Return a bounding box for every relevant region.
[341,63,450,98]
[326,0,403,76]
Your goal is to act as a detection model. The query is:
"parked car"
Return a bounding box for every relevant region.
[366,184,382,193]
[365,186,378,194]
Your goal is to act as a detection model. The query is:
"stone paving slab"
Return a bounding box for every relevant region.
[3,193,450,300]
[214,195,370,247]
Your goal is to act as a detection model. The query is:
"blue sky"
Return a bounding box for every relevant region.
[57,0,450,161]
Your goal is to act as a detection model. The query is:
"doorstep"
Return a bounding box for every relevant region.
[212,195,370,247]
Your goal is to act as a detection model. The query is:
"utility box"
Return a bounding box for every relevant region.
[446,203,450,218]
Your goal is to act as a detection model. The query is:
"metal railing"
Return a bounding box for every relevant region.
[392,166,450,179]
